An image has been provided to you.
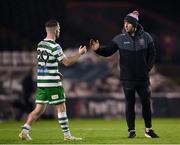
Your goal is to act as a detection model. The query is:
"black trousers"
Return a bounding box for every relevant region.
[122,81,152,131]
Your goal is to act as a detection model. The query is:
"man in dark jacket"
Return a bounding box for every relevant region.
[89,10,159,138]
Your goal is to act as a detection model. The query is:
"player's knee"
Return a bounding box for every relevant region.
[56,103,66,112]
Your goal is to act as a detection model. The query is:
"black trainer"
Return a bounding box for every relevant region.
[128,130,136,138]
[145,129,159,138]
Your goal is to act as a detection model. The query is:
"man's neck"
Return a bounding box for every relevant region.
[130,32,135,37]
[45,34,56,41]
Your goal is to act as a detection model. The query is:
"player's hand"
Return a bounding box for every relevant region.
[89,39,100,51]
[79,45,87,55]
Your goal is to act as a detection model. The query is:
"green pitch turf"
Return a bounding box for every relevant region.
[0,118,180,144]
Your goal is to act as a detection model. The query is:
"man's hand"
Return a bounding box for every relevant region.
[79,45,87,55]
[89,39,100,51]
[62,45,87,67]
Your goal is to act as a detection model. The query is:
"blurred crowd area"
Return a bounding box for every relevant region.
[1,50,180,120]
[0,50,180,99]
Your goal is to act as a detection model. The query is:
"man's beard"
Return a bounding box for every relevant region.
[127,28,136,35]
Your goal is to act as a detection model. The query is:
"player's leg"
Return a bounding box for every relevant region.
[19,87,47,140]
[136,82,159,138]
[26,103,47,125]
[19,104,46,140]
[56,102,82,140]
[136,83,152,128]
[122,82,136,138]
[47,86,82,140]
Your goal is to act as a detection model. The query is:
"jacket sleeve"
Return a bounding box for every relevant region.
[147,37,156,71]
[95,41,119,57]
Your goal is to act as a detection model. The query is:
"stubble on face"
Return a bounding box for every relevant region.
[124,21,135,34]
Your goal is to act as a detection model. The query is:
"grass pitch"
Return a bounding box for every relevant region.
[0,118,180,144]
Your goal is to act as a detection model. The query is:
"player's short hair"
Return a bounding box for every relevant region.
[45,19,59,28]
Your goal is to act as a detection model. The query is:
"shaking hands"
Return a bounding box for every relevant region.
[89,39,100,51]
[79,45,87,55]
[78,39,100,55]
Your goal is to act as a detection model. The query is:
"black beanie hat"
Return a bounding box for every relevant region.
[124,11,139,27]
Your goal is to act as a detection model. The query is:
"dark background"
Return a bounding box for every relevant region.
[0,0,179,62]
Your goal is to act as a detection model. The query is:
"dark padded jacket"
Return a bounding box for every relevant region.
[95,24,156,81]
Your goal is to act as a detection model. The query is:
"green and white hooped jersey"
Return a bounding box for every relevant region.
[37,39,65,88]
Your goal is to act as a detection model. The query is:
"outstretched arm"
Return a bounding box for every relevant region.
[62,45,87,67]
[89,39,118,57]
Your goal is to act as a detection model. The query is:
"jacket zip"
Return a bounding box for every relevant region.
[134,39,137,80]
[131,36,136,80]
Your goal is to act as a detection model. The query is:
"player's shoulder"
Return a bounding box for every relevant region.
[144,32,151,37]
[144,32,153,42]
[112,33,124,43]
[115,33,126,38]
[37,41,43,45]
[43,40,60,48]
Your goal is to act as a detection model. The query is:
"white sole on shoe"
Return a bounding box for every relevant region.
[145,133,152,138]
[19,132,32,140]
[64,136,82,141]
